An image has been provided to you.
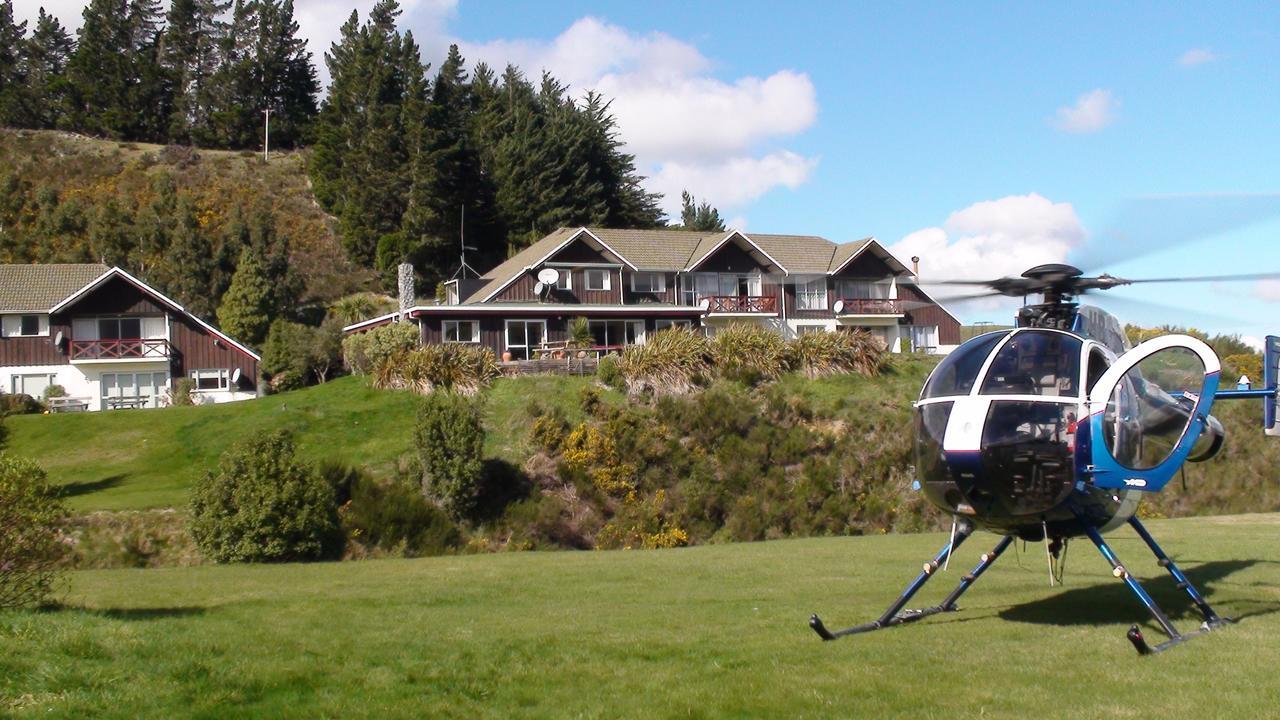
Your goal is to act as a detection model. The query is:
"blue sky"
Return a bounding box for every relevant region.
[18,1,1280,343]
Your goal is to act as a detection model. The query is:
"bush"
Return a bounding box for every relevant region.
[570,316,593,347]
[188,431,341,563]
[263,319,345,387]
[710,323,789,385]
[417,392,486,519]
[597,353,623,389]
[61,510,199,569]
[0,393,43,415]
[43,385,67,400]
[787,329,886,378]
[342,321,419,374]
[0,454,68,608]
[373,344,500,396]
[167,378,197,406]
[617,326,712,397]
[338,469,461,557]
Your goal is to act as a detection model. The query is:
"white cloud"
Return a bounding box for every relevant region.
[647,151,818,218]
[888,194,1086,311]
[1178,48,1216,67]
[1052,89,1117,134]
[1256,279,1280,302]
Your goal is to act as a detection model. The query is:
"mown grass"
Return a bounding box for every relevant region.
[3,375,621,512]
[1,513,1277,718]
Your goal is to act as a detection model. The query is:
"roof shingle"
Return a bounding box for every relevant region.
[0,264,110,313]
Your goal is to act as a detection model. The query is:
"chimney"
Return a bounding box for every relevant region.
[911,256,920,279]
[398,263,415,320]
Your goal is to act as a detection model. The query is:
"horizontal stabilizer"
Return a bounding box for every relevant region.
[1267,335,1279,437]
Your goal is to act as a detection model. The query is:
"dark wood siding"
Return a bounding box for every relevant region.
[783,278,835,319]
[833,253,896,278]
[695,241,774,273]
[897,284,961,344]
[168,314,259,391]
[0,316,70,366]
[621,272,678,304]
[494,269,622,305]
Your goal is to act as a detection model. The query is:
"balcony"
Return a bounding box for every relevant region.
[703,295,778,314]
[834,298,905,315]
[70,338,171,362]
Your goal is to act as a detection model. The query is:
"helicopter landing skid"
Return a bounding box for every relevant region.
[810,525,1015,641]
[1082,518,1234,655]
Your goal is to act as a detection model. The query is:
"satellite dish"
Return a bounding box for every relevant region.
[533,281,547,297]
[231,368,242,385]
[537,268,560,285]
[833,300,845,314]
[53,330,64,347]
[698,297,710,311]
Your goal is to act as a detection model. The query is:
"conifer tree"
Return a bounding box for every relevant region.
[0,0,29,127]
[22,9,76,129]
[161,0,229,142]
[217,245,273,345]
[676,190,725,232]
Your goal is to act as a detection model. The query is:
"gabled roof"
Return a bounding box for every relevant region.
[0,264,110,312]
[49,267,260,360]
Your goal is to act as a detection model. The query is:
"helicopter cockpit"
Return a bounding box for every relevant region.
[913,327,1222,532]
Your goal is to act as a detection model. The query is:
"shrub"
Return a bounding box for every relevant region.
[1223,353,1262,382]
[562,422,636,497]
[597,353,623,389]
[167,378,197,406]
[329,292,398,326]
[0,454,68,608]
[595,490,689,550]
[531,407,570,453]
[338,470,461,557]
[710,323,789,385]
[787,329,886,378]
[61,510,200,569]
[0,393,43,415]
[263,319,345,387]
[343,321,419,374]
[617,326,712,397]
[43,385,67,400]
[569,316,594,347]
[188,431,341,563]
[373,344,500,396]
[417,392,486,519]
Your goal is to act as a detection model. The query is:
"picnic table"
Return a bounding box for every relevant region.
[48,397,90,413]
[106,395,149,410]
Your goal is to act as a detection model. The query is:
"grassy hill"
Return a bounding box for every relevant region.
[3,374,612,512]
[2,514,1277,718]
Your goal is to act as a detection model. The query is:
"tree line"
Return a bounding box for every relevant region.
[0,0,316,148]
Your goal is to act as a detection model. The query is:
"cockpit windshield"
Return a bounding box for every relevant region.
[980,331,1082,397]
[921,331,1010,399]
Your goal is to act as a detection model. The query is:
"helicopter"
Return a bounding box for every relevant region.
[808,262,1280,654]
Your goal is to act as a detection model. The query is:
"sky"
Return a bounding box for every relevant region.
[14,0,1280,345]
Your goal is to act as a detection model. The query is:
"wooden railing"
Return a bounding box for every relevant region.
[704,295,778,313]
[835,298,904,315]
[70,338,171,361]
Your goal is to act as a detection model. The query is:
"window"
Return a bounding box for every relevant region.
[630,272,665,293]
[837,280,891,299]
[796,325,826,336]
[504,320,546,360]
[98,316,143,340]
[585,269,611,291]
[796,277,827,310]
[906,325,938,352]
[11,373,55,397]
[2,314,48,337]
[191,368,230,391]
[655,319,694,331]
[443,320,479,343]
[555,271,572,290]
[102,372,168,409]
[588,320,646,347]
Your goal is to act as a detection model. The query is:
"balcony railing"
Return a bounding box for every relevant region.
[704,295,778,314]
[835,298,904,315]
[70,338,171,361]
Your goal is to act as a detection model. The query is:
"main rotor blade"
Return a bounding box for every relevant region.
[1072,193,1280,273]
[1122,271,1280,284]
[1083,294,1239,331]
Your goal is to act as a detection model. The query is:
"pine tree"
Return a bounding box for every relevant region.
[676,190,725,232]
[0,0,29,126]
[161,0,229,142]
[66,0,168,139]
[255,0,318,148]
[22,9,76,129]
[217,245,273,345]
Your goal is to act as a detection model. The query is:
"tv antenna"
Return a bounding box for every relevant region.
[451,205,480,280]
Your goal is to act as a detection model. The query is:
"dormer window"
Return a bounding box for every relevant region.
[2,314,48,337]
[630,272,665,293]
[585,269,611,291]
[555,271,572,290]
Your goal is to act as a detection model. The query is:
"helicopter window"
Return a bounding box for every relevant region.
[980,401,1075,516]
[914,403,953,486]
[1101,347,1206,470]
[921,331,1010,398]
[980,331,1081,397]
[1086,348,1110,393]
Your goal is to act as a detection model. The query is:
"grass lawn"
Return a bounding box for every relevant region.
[3,513,1277,718]
[3,375,614,512]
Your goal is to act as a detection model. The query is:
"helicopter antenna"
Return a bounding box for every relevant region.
[451,205,480,280]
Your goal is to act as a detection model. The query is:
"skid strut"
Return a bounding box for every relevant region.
[810,523,1014,641]
[1083,518,1233,655]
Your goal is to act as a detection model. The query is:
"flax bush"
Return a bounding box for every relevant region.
[0,454,68,608]
[617,326,712,397]
[373,344,500,396]
[710,322,790,385]
[787,329,886,378]
[342,321,419,374]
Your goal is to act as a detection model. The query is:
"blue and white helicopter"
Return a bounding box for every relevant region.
[810,262,1280,654]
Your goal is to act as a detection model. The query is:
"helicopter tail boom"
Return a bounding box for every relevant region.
[1266,335,1279,437]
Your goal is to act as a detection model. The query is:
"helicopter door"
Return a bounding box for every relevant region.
[1085,334,1221,492]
